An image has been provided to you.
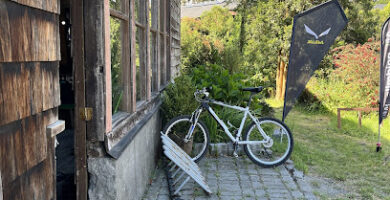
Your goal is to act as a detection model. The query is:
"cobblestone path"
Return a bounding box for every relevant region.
[143,156,319,200]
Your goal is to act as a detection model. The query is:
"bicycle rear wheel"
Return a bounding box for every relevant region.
[243,117,293,168]
[163,115,209,162]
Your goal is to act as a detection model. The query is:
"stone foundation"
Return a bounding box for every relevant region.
[88,111,161,200]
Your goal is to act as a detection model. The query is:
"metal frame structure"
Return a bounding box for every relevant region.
[161,133,212,199]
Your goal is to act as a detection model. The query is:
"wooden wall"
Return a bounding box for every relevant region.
[170,0,181,78]
[0,0,60,199]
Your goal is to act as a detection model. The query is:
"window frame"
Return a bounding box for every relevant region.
[106,0,173,136]
[110,0,131,113]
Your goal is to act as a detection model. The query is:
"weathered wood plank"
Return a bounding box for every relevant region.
[46,120,65,137]
[130,0,137,112]
[42,62,60,111]
[11,0,60,14]
[3,161,51,200]
[0,1,60,62]
[84,0,106,141]
[20,162,47,200]
[29,63,43,115]
[22,113,47,170]
[42,108,57,200]
[0,62,59,126]
[0,113,50,187]
[0,2,12,62]
[0,63,23,125]
[0,121,21,185]
[72,0,88,198]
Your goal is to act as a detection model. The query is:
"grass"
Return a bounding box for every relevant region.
[267,99,390,199]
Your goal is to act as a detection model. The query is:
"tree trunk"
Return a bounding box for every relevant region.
[239,1,247,53]
[275,55,287,100]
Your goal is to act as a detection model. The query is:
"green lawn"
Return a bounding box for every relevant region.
[267,99,390,199]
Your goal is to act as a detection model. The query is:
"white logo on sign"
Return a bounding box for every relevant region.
[304,24,331,39]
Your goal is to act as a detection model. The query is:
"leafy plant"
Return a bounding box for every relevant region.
[306,40,380,110]
[161,75,198,123]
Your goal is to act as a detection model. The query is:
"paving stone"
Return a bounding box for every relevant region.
[242,188,255,196]
[219,195,244,200]
[258,169,279,176]
[239,175,251,181]
[240,181,253,188]
[195,196,219,200]
[243,197,257,200]
[219,183,242,192]
[251,181,264,189]
[267,189,291,198]
[254,189,266,197]
[304,193,318,200]
[220,176,240,182]
[143,156,326,200]
[294,170,304,180]
[291,190,304,199]
[156,194,170,200]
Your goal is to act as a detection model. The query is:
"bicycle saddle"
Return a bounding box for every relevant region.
[242,86,263,94]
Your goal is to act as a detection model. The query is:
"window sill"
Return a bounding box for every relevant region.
[105,93,162,159]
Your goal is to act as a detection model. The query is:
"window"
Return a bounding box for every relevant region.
[135,0,150,104]
[150,0,159,93]
[109,0,173,118]
[110,0,130,115]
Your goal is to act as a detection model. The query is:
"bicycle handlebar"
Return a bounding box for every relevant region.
[194,88,210,102]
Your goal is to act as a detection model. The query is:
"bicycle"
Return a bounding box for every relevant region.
[162,86,293,168]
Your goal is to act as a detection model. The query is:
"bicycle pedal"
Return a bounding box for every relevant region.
[233,151,238,158]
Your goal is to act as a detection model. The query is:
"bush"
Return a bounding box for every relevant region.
[162,64,274,143]
[161,75,198,123]
[306,40,380,110]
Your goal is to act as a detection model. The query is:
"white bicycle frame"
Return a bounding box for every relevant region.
[187,99,271,145]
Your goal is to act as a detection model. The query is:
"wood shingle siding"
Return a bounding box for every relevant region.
[0,62,60,126]
[10,0,60,14]
[0,0,60,62]
[0,108,57,199]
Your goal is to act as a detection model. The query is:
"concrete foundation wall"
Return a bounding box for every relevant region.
[88,111,161,200]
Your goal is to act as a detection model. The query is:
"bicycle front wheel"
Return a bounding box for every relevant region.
[243,117,293,168]
[163,115,209,162]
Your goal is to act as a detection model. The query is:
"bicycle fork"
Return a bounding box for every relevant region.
[184,107,203,143]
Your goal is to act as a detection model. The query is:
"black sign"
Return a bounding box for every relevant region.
[282,0,348,121]
[379,17,390,124]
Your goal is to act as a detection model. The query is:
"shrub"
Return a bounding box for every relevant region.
[162,64,274,143]
[306,40,380,110]
[161,75,198,123]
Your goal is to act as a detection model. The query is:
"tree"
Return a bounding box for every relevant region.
[240,0,377,100]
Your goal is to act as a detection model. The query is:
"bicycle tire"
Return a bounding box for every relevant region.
[243,117,293,168]
[163,115,210,162]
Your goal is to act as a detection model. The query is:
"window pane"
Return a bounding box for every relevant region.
[136,27,141,101]
[160,33,166,86]
[110,17,124,115]
[166,36,171,82]
[110,0,123,12]
[151,31,157,92]
[134,0,139,22]
[159,0,165,32]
